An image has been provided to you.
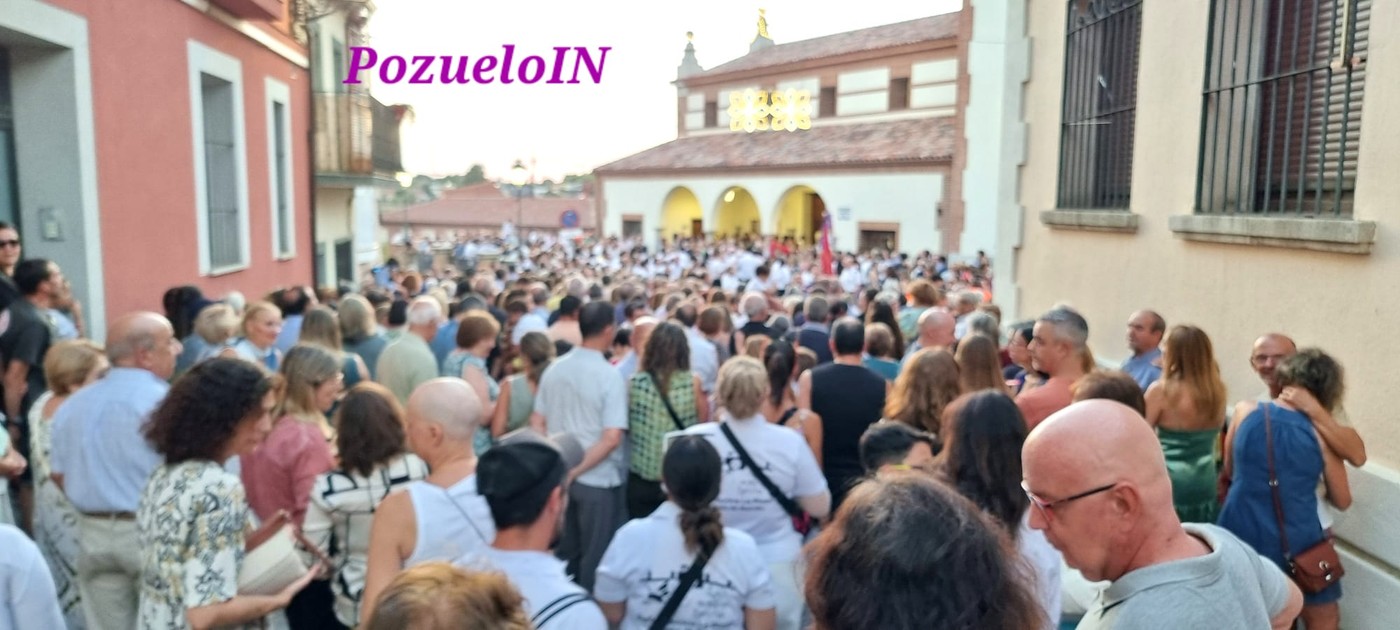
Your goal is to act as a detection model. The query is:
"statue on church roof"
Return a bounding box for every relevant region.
[750,8,774,53]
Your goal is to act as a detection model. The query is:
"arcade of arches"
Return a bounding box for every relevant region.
[659,185,826,243]
[660,187,703,240]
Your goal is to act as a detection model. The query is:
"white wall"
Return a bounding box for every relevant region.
[963,0,1029,319]
[352,185,380,270]
[601,170,944,253]
[314,187,352,286]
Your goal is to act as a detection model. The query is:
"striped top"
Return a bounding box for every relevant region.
[304,453,430,627]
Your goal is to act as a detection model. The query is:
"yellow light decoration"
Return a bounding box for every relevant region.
[770,88,812,132]
[728,88,811,133]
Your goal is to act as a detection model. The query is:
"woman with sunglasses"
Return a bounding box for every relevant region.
[938,390,1061,629]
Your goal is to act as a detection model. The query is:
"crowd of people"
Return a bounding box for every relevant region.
[0,224,1366,629]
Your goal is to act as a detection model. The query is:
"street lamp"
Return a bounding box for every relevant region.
[510,160,528,258]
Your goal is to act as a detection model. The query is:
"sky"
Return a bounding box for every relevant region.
[367,0,962,182]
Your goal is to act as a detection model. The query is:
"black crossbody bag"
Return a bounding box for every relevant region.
[648,551,712,630]
[718,423,813,536]
[648,371,690,432]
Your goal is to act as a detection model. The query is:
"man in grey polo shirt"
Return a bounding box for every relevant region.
[51,312,181,630]
[530,301,627,591]
[1022,400,1302,629]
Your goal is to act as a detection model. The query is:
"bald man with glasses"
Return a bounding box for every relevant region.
[1022,400,1301,630]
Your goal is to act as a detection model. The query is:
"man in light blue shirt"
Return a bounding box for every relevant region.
[1121,310,1165,391]
[50,312,180,630]
[531,302,629,592]
[671,304,717,395]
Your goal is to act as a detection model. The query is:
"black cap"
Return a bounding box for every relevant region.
[477,442,568,527]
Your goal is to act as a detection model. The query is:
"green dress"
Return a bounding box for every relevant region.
[1158,426,1221,523]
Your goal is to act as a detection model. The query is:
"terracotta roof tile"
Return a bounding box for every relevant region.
[691,13,960,80]
[385,191,595,231]
[595,117,955,174]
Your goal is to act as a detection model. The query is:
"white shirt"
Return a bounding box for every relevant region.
[459,547,607,629]
[683,416,828,564]
[512,313,549,345]
[595,502,776,630]
[686,328,719,394]
[1017,515,1063,630]
[839,267,864,294]
[0,524,64,630]
[535,347,629,488]
[736,253,761,282]
[771,263,792,292]
[403,475,496,566]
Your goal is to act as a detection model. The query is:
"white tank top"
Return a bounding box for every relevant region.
[403,475,496,566]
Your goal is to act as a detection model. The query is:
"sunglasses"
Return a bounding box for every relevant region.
[1021,480,1117,521]
[0,240,19,248]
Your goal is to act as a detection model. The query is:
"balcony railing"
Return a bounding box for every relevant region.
[314,92,402,177]
[372,98,403,174]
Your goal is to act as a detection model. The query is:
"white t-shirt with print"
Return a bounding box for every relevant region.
[458,547,607,630]
[595,502,776,630]
[683,416,827,564]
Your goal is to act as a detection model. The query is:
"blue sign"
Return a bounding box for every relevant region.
[561,209,580,228]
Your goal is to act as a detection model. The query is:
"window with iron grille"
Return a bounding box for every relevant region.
[1056,0,1143,210]
[201,73,243,270]
[1196,0,1368,217]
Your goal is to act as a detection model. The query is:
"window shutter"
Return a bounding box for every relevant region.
[1252,0,1367,215]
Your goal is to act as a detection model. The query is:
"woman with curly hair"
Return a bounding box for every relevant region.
[804,474,1044,630]
[303,383,430,628]
[938,391,1061,628]
[626,322,708,518]
[1144,325,1228,523]
[596,436,776,629]
[1219,348,1351,630]
[884,349,961,438]
[136,358,317,629]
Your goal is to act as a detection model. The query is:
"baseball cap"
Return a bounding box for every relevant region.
[477,431,584,526]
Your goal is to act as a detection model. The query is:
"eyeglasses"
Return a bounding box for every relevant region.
[1021,480,1117,521]
[0,240,19,248]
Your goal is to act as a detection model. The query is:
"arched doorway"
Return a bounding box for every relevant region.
[713,186,760,240]
[774,185,825,245]
[660,187,703,240]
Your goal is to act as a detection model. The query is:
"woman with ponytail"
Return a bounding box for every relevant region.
[595,435,777,630]
[760,340,822,461]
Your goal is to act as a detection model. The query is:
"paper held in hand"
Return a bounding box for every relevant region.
[239,523,309,596]
[239,510,326,596]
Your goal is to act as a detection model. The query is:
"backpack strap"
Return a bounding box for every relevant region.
[532,592,593,628]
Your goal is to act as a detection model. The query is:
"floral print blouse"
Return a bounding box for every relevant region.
[137,460,257,630]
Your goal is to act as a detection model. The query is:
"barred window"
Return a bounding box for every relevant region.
[1056,0,1143,210]
[1197,0,1369,217]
